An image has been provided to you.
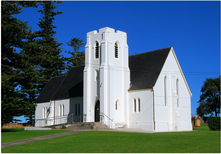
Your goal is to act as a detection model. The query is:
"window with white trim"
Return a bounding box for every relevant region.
[115,42,118,58]
[138,98,140,112]
[43,107,45,118]
[134,99,136,112]
[95,41,99,59]
[62,104,64,116]
[115,101,117,110]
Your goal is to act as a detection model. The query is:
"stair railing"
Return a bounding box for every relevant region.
[99,112,113,129]
[67,113,74,124]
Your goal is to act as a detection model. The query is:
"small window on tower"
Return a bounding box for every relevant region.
[115,42,118,58]
[95,41,99,59]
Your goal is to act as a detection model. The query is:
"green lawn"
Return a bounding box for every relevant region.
[2,129,220,153]
[1,128,71,143]
[193,123,210,131]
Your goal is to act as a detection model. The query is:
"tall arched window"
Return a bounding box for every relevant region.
[176,79,179,107]
[43,107,47,118]
[43,107,45,118]
[115,101,117,110]
[45,107,47,118]
[59,105,62,116]
[138,98,140,112]
[62,104,64,116]
[134,99,136,112]
[164,76,167,106]
[95,41,99,59]
[115,42,118,58]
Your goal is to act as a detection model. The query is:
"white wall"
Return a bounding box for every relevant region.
[53,99,70,125]
[153,48,192,132]
[35,99,69,126]
[128,89,153,131]
[35,102,51,127]
[35,97,84,127]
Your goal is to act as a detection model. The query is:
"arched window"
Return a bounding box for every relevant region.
[176,79,179,107]
[43,107,47,118]
[115,42,118,58]
[164,76,167,106]
[138,98,140,112]
[95,41,99,59]
[62,104,64,116]
[59,105,62,116]
[45,107,47,118]
[134,99,136,112]
[115,101,117,110]
[43,107,45,118]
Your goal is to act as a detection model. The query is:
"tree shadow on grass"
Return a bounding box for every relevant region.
[1,128,24,133]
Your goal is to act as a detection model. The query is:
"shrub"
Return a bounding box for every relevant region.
[207,117,220,131]
[61,125,66,129]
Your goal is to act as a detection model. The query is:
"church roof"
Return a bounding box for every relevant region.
[35,47,171,103]
[35,65,84,103]
[129,47,171,90]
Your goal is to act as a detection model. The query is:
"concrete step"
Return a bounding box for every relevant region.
[67,122,110,130]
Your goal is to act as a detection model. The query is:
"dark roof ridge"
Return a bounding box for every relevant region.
[129,46,172,57]
[50,74,67,79]
[69,64,85,70]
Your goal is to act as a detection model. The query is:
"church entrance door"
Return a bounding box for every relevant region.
[95,100,100,122]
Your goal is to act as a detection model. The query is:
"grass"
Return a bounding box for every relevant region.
[1,128,220,153]
[1,128,71,143]
[193,122,210,131]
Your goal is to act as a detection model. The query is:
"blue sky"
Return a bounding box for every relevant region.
[13,1,220,122]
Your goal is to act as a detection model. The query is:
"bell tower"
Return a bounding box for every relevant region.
[83,27,130,128]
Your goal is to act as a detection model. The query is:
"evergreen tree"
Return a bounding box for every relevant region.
[197,76,220,117]
[18,32,42,125]
[65,38,85,70]
[19,1,65,123]
[35,1,65,87]
[1,1,38,125]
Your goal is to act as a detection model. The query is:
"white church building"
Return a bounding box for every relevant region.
[35,27,192,132]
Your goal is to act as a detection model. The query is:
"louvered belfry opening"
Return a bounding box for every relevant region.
[95,41,99,59]
[115,42,118,58]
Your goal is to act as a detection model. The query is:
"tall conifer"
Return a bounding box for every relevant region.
[65,38,85,71]
[36,1,65,89]
[1,1,38,124]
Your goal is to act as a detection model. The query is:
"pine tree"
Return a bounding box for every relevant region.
[35,1,65,85]
[197,76,220,117]
[65,38,85,71]
[18,1,65,124]
[1,1,38,125]
[18,32,42,125]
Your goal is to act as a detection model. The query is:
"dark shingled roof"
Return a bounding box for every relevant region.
[129,47,171,90]
[35,65,84,103]
[35,75,66,103]
[35,47,171,103]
